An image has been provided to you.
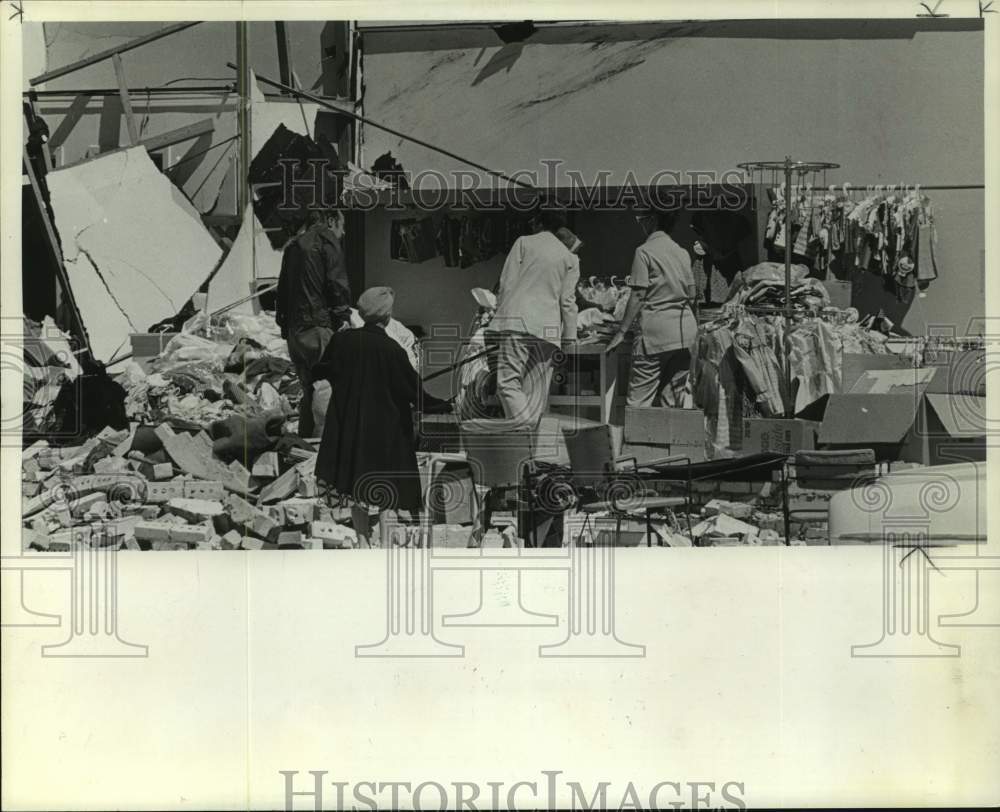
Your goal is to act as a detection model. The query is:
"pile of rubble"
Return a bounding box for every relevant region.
[20,420,356,551]
[19,418,508,552]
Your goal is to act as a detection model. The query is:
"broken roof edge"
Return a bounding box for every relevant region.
[359,18,983,54]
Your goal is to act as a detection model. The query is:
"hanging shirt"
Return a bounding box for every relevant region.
[629,230,697,355]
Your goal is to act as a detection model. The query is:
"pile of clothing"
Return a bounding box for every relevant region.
[120,310,296,427]
[723,261,830,313]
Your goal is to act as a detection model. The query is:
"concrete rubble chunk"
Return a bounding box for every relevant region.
[165,498,225,522]
[252,451,280,479]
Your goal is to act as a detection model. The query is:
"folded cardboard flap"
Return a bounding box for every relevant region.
[848,367,935,395]
[840,352,911,393]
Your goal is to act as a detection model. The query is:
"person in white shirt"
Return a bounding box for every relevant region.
[489,209,579,427]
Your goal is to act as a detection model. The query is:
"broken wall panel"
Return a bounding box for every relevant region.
[46,146,223,361]
[207,204,284,313]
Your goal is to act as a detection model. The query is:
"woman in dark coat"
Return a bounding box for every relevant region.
[313,287,451,512]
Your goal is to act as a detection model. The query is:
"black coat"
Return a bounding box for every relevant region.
[313,324,450,511]
[275,224,352,338]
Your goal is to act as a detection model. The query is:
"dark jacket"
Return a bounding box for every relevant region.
[275,224,352,337]
[314,324,451,511]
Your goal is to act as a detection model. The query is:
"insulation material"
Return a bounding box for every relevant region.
[46,147,223,361]
[207,205,284,314]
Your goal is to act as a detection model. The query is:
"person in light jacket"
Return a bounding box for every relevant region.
[488,209,579,428]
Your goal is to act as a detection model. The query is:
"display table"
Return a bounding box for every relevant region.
[549,341,628,424]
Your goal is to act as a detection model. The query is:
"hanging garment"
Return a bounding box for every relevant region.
[915,206,939,283]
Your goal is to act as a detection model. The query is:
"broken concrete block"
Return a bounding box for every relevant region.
[220,530,242,549]
[22,457,42,481]
[300,538,324,550]
[104,515,143,542]
[23,439,49,460]
[134,521,174,542]
[280,499,316,526]
[252,513,282,542]
[240,536,266,550]
[165,498,225,523]
[122,537,142,551]
[258,467,299,504]
[277,530,304,548]
[252,451,280,479]
[69,492,107,517]
[140,505,161,520]
[170,524,213,544]
[266,504,286,526]
[140,461,174,481]
[703,499,753,520]
[94,456,131,475]
[182,480,224,500]
[297,475,319,497]
[146,480,187,503]
[22,480,41,498]
[83,501,110,521]
[225,493,261,524]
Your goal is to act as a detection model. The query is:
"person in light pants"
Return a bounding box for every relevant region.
[607,209,697,407]
[488,209,579,428]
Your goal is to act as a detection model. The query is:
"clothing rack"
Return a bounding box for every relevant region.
[737,158,841,418]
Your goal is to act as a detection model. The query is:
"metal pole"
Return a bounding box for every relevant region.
[783,157,793,418]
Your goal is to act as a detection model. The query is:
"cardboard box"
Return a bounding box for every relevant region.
[625,407,705,446]
[820,366,985,464]
[906,393,986,466]
[619,408,706,466]
[742,418,820,455]
[817,394,918,461]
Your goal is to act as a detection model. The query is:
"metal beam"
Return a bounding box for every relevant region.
[27,85,235,98]
[275,21,292,93]
[30,22,201,87]
[112,53,139,145]
[47,94,90,150]
[139,118,215,152]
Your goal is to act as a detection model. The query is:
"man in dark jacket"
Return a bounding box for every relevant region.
[275,208,352,438]
[314,287,451,519]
